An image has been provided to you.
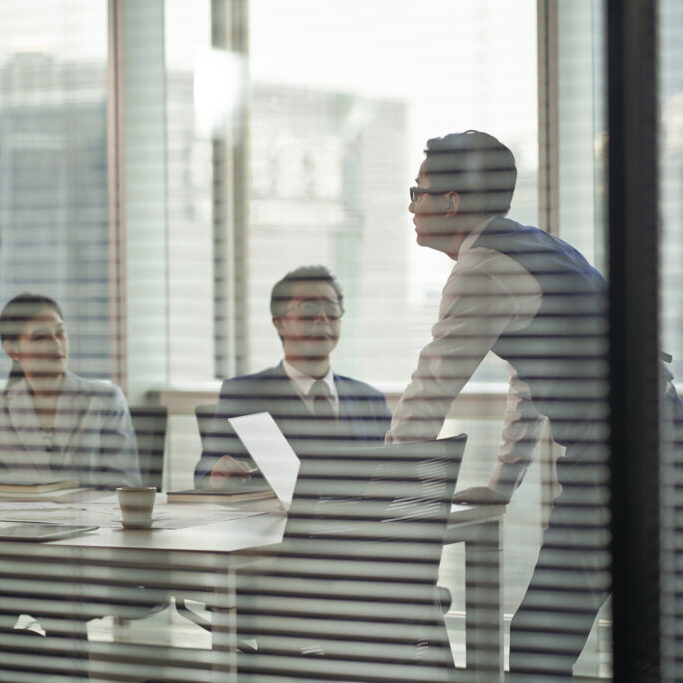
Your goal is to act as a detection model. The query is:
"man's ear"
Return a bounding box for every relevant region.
[2,340,17,360]
[445,191,460,217]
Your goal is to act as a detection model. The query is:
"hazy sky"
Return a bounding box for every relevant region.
[1,0,538,291]
[249,0,537,152]
[248,0,538,288]
[0,0,107,62]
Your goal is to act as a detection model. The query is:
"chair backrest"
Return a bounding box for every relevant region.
[129,406,168,490]
[237,434,466,682]
[194,403,217,451]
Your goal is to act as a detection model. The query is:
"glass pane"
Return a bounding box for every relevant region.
[165,0,215,385]
[0,1,623,680]
[659,0,683,678]
[0,0,110,378]
[555,4,611,677]
[247,0,568,676]
[248,0,538,388]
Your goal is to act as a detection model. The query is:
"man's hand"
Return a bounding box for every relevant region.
[452,486,510,505]
[208,456,257,489]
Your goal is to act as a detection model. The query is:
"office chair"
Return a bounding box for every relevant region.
[235,434,466,683]
[130,406,169,490]
[194,403,218,447]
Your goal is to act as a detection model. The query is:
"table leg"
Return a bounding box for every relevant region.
[211,568,237,682]
[464,519,504,682]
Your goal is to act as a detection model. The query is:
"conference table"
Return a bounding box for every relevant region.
[0,495,505,682]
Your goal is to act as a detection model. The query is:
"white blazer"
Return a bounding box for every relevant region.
[0,372,141,488]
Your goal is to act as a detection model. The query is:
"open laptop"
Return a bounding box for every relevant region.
[229,412,301,510]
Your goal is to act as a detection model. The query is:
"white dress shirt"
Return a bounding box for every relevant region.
[282,360,339,416]
[386,216,546,493]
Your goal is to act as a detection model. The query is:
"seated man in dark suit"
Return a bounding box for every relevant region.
[194,265,391,488]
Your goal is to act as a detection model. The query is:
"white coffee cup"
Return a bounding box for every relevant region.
[116,486,156,529]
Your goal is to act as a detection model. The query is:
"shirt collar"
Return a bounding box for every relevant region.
[458,215,497,259]
[281,360,337,399]
[7,370,76,399]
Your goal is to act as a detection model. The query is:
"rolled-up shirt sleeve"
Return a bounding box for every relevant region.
[387,257,519,444]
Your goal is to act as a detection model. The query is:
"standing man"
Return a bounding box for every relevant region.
[387,130,681,679]
[195,265,391,487]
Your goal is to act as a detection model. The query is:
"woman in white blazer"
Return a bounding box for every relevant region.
[0,293,141,489]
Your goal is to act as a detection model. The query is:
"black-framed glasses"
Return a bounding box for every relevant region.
[282,298,344,320]
[409,186,445,202]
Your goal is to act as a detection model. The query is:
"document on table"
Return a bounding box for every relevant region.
[0,502,268,529]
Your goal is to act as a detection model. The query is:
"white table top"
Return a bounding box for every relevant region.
[0,493,505,558]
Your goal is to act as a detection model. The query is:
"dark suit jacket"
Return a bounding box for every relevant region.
[194,362,392,486]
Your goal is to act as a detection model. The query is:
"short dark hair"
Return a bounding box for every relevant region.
[270,265,344,317]
[423,130,517,215]
[0,293,63,345]
[0,293,64,387]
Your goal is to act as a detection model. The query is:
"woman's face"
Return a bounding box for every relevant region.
[5,307,69,381]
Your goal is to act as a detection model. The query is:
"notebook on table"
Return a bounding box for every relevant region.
[0,480,80,494]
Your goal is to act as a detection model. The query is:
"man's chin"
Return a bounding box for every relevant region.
[310,340,337,355]
[292,339,337,358]
[416,232,450,252]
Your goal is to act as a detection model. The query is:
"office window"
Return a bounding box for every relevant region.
[550,3,611,677]
[0,0,110,379]
[165,0,215,383]
[660,0,683,390]
[247,0,541,670]
[9,1,682,680]
[660,0,683,678]
[248,0,538,389]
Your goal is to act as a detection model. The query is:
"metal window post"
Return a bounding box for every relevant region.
[608,1,661,679]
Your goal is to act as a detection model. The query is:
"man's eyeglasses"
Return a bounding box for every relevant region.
[409,186,445,202]
[282,299,344,320]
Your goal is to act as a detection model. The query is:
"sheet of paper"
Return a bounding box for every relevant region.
[229,412,300,509]
[0,502,64,511]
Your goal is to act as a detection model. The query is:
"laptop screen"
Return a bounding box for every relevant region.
[228,412,301,509]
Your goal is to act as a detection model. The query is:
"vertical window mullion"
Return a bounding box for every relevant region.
[607,1,661,679]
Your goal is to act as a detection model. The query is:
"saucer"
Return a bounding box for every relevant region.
[117,515,158,529]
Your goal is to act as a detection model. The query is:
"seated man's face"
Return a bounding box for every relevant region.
[273,280,342,362]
